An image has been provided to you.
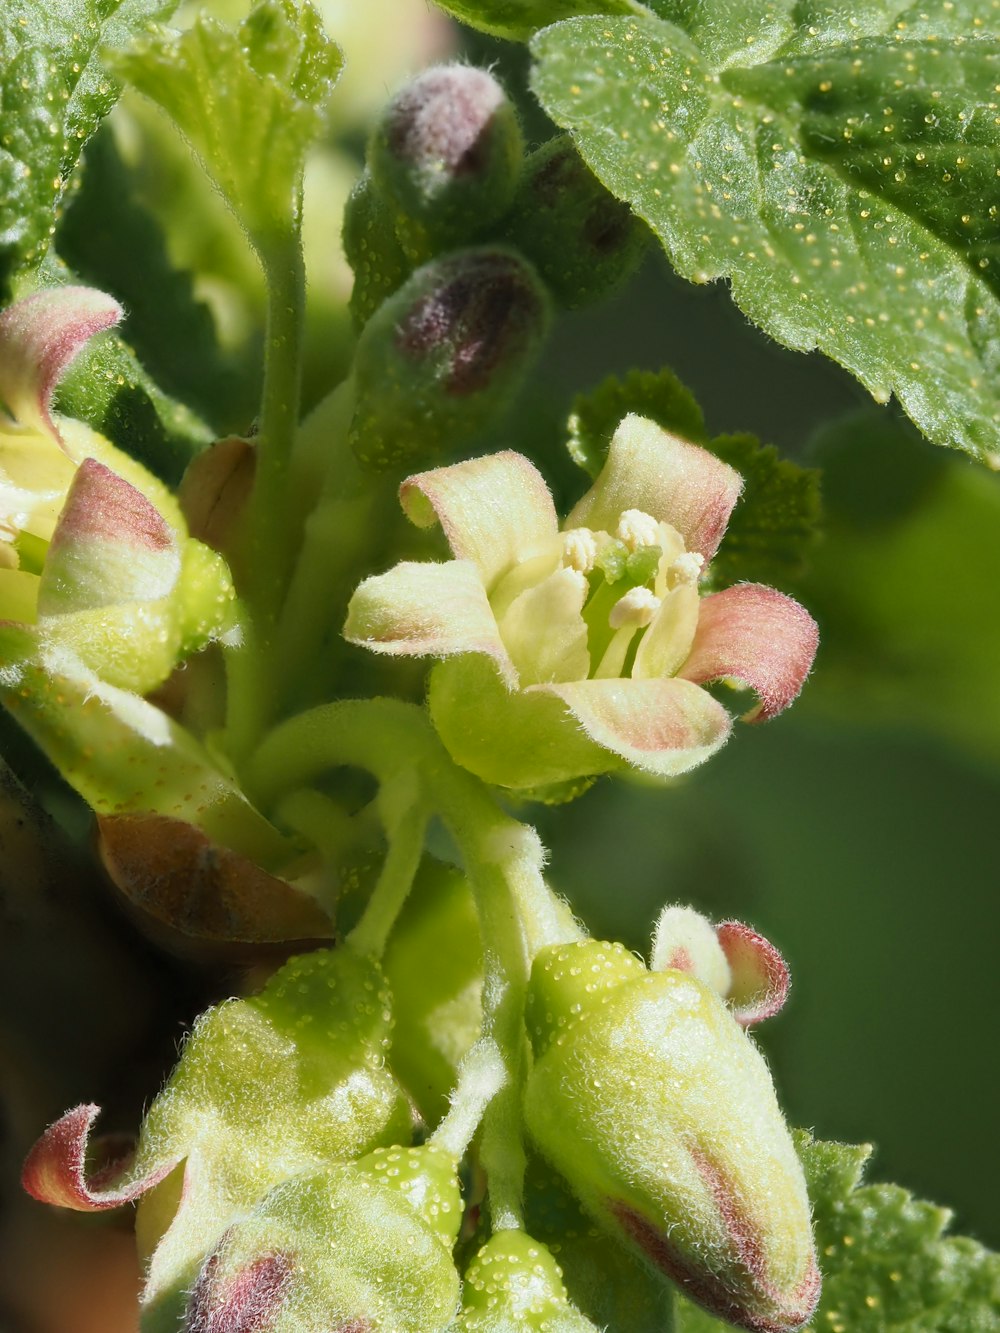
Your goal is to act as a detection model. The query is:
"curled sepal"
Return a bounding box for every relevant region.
[650,904,732,997]
[717,921,790,1028]
[0,287,122,438]
[679,585,819,722]
[524,941,820,1332]
[22,1103,176,1212]
[650,906,790,1028]
[459,1231,600,1333]
[175,1160,461,1333]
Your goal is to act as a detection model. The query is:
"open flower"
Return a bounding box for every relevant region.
[346,414,818,792]
[0,286,234,692]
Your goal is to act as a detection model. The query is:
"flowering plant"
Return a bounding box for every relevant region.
[1,2,997,1332]
[347,414,818,791]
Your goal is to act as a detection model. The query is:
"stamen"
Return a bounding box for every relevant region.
[561,527,599,575]
[668,551,705,586]
[609,586,661,629]
[617,509,661,552]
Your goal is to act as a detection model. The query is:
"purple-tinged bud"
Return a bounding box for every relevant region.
[180,1160,461,1333]
[350,247,550,471]
[370,65,524,261]
[187,1249,294,1333]
[501,136,648,309]
[524,940,820,1332]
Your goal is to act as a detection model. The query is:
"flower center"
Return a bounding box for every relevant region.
[562,509,704,681]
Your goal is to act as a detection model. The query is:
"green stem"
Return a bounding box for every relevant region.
[225,227,306,763]
[247,700,582,1225]
[248,235,307,615]
[348,785,427,958]
[429,1038,506,1160]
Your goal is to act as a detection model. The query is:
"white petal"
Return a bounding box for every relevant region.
[566,415,742,561]
[536,676,731,778]
[400,451,559,593]
[497,566,590,685]
[344,560,515,684]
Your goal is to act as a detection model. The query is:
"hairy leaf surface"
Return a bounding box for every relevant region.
[531,8,1000,463]
[108,0,342,251]
[0,0,176,294]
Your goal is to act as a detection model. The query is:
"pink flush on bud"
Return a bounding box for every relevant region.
[187,1249,295,1333]
[0,286,122,438]
[38,458,181,615]
[611,1178,820,1333]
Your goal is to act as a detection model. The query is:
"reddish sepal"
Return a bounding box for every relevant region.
[717,922,790,1026]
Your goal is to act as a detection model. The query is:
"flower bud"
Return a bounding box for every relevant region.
[349,247,550,471]
[501,136,648,309]
[183,1152,461,1333]
[353,1142,464,1247]
[524,941,820,1332]
[342,172,413,329]
[369,65,524,262]
[458,1230,599,1333]
[24,948,412,1317]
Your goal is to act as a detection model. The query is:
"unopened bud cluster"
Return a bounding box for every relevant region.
[343,64,649,470]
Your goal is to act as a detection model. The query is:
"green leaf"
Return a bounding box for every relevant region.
[568,369,821,588]
[0,0,177,296]
[56,126,253,436]
[568,367,709,473]
[675,1133,1000,1331]
[801,408,1000,765]
[707,432,821,589]
[531,11,1000,465]
[107,0,343,251]
[431,0,639,44]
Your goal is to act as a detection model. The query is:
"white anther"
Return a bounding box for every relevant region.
[608,586,661,629]
[669,551,705,585]
[616,509,662,552]
[561,527,599,574]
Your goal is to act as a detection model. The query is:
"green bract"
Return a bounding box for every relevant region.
[524,940,819,1332]
[108,0,343,253]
